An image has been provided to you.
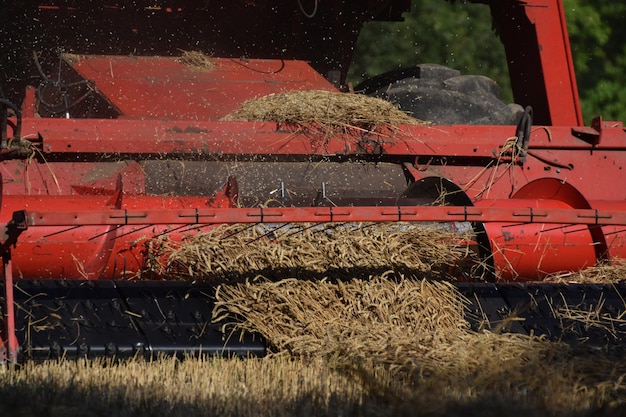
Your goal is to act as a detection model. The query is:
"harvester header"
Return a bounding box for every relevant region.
[1,0,626,362]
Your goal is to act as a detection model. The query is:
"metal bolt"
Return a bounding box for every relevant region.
[51,341,61,357]
[105,342,116,355]
[134,342,145,353]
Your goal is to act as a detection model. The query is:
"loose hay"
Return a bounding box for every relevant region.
[214,275,548,378]
[3,274,626,416]
[213,274,626,414]
[176,50,215,71]
[147,223,473,281]
[214,276,469,361]
[223,90,424,132]
[545,261,626,284]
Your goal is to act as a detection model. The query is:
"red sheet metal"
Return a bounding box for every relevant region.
[478,199,597,280]
[497,0,582,126]
[591,200,626,261]
[3,199,626,281]
[2,253,18,363]
[20,118,626,203]
[13,205,626,228]
[66,55,336,119]
[29,118,626,157]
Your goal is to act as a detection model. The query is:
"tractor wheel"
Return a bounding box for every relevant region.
[356,64,524,125]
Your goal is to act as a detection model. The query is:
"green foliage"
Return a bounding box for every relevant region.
[564,0,626,122]
[347,1,512,101]
[348,0,626,123]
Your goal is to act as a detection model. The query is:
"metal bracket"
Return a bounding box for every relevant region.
[1,212,27,364]
[2,250,18,363]
[571,116,603,146]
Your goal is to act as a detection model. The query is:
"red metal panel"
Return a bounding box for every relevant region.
[4,201,626,281]
[497,0,582,126]
[2,253,18,363]
[478,199,597,280]
[525,0,583,125]
[21,118,626,202]
[26,120,626,156]
[592,200,626,261]
[14,205,626,228]
[67,56,337,119]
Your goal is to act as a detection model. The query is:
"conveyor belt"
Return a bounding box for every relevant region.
[458,282,626,350]
[10,280,265,360]
[5,280,626,360]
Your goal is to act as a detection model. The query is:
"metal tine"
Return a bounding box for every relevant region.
[244,223,291,245]
[89,222,211,242]
[43,223,184,242]
[141,224,187,241]
[281,222,325,239]
[87,224,142,241]
[43,225,83,238]
[175,223,232,235]
[145,223,201,241]
[561,224,626,236]
[561,225,603,235]
[221,222,260,242]
[500,222,575,234]
[604,228,626,237]
[550,224,589,235]
[265,220,381,243]
[308,221,381,237]
[278,221,363,242]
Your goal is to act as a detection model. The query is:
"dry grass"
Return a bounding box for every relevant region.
[2,352,622,417]
[4,225,626,416]
[545,261,626,284]
[148,223,473,282]
[211,274,626,414]
[223,90,424,133]
[214,276,468,360]
[0,356,371,417]
[2,275,625,417]
[223,90,427,151]
[176,50,215,71]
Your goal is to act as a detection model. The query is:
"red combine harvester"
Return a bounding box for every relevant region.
[1,0,625,362]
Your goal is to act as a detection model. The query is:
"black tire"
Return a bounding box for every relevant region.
[356,63,524,125]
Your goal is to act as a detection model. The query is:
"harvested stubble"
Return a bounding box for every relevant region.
[149,223,471,281]
[223,90,423,132]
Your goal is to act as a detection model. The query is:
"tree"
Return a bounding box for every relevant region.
[347,1,512,101]
[564,1,626,122]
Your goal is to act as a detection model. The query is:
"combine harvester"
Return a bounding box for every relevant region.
[1,0,625,362]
